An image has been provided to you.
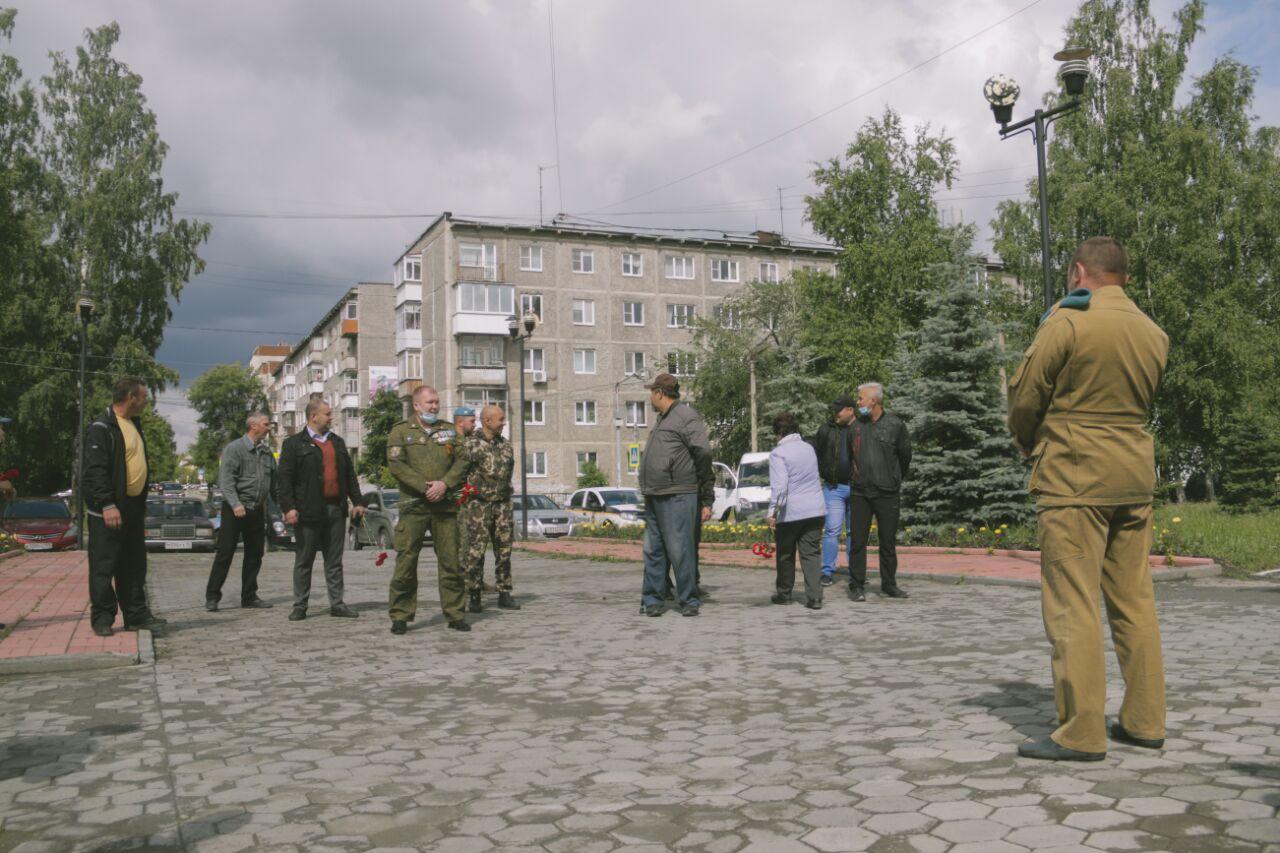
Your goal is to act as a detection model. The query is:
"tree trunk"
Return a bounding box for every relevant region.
[1203,469,1216,503]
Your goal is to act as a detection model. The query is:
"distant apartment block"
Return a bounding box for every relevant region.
[248,344,292,396]
[390,214,838,493]
[266,283,395,457]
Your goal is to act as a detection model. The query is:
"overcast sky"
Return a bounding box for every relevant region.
[7,0,1277,450]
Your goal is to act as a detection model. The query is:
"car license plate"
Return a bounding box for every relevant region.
[25,543,53,551]
[164,541,193,550]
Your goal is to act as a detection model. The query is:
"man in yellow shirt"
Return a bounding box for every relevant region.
[84,377,166,636]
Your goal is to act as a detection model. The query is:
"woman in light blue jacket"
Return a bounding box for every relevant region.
[766,412,827,609]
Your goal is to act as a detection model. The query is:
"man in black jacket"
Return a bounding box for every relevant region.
[84,377,166,637]
[276,399,366,621]
[847,382,912,601]
[810,393,858,587]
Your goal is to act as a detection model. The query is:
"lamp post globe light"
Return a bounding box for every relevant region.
[984,46,1094,313]
[507,311,538,539]
[74,293,95,551]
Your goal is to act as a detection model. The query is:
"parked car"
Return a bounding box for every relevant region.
[710,452,772,521]
[350,487,401,550]
[1,496,77,551]
[565,487,645,528]
[144,497,217,552]
[512,494,575,538]
[265,497,294,552]
[159,481,185,497]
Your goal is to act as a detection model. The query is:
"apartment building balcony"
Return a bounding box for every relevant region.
[342,356,357,372]
[458,364,507,386]
[341,319,358,337]
[279,401,296,413]
[308,380,324,395]
[282,373,297,385]
[340,394,360,410]
[455,262,504,283]
[452,311,513,336]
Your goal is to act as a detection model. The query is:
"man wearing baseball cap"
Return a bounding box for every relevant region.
[638,372,714,617]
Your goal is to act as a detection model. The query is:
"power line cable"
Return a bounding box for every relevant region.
[547,0,565,212]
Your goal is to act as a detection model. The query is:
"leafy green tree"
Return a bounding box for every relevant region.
[576,460,609,489]
[891,264,1032,530]
[0,14,207,492]
[139,408,177,482]
[357,388,402,488]
[187,364,269,483]
[804,107,973,390]
[991,0,1280,495]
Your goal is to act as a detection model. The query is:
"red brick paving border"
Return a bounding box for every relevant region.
[516,538,1219,587]
[0,551,141,674]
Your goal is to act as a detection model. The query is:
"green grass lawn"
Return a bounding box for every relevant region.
[1153,502,1280,578]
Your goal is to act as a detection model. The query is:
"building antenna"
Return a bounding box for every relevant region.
[538,165,558,226]
[777,186,786,236]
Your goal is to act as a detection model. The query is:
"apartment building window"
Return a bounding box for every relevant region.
[572,299,595,325]
[571,248,594,274]
[759,261,779,283]
[524,400,545,425]
[624,351,646,376]
[576,451,598,475]
[310,366,323,383]
[461,388,507,411]
[459,282,514,314]
[575,401,597,425]
[667,351,697,377]
[345,302,358,320]
[667,303,695,328]
[458,242,497,278]
[622,252,643,277]
[523,347,545,373]
[403,255,421,282]
[622,301,645,326]
[524,451,547,477]
[520,293,543,320]
[665,255,695,280]
[285,384,298,402]
[710,259,740,282]
[625,400,647,427]
[460,336,504,367]
[520,245,543,272]
[714,304,741,329]
[573,348,597,375]
[399,302,421,331]
[401,350,422,380]
[343,374,359,395]
[284,363,296,375]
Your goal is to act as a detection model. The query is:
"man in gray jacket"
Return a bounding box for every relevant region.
[638,373,714,617]
[205,412,277,611]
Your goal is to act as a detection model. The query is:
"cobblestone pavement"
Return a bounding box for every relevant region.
[1,549,1277,852]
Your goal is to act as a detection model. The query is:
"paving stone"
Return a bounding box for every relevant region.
[801,826,881,852]
[1116,796,1188,817]
[931,819,1009,843]
[862,811,935,835]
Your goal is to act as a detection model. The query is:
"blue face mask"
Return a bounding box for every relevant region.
[419,412,438,425]
[857,406,873,419]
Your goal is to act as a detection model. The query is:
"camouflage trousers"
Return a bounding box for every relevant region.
[460,499,513,594]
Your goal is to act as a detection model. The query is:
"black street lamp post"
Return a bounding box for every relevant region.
[75,293,94,551]
[507,311,538,540]
[984,47,1093,313]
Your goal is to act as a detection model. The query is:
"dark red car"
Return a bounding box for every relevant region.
[1,496,77,551]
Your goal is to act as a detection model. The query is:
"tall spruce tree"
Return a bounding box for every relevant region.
[891,264,1031,530]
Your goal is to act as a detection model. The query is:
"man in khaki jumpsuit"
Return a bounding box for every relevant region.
[386,385,471,634]
[1008,237,1169,761]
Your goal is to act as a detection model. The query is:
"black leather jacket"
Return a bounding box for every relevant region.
[810,419,854,487]
[83,407,149,513]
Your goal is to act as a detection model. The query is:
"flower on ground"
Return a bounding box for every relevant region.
[957,527,966,533]
[979,526,988,532]
[1172,517,1182,524]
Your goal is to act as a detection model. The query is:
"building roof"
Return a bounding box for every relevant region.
[250,344,293,358]
[394,212,839,264]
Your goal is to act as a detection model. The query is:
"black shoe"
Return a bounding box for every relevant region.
[681,605,699,617]
[205,598,219,612]
[447,619,471,632]
[497,592,521,610]
[288,608,306,621]
[771,592,792,605]
[390,620,407,635]
[882,587,910,599]
[1110,723,1164,749]
[242,598,273,609]
[92,623,113,637]
[1017,736,1105,762]
[644,604,664,617]
[124,617,165,632]
[805,600,823,610]
[663,588,675,601]
[329,604,359,618]
[695,586,709,600]
[848,585,866,602]
[820,576,834,587]
[467,592,483,613]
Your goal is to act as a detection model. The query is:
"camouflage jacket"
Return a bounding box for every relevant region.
[463,431,515,503]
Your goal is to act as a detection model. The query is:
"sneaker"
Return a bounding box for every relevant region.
[848,585,866,602]
[643,604,664,617]
[680,605,700,617]
[820,576,834,587]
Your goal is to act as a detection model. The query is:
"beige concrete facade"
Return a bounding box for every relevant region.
[391,215,838,494]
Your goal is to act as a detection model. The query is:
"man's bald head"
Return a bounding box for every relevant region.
[480,404,506,438]
[1070,237,1128,289]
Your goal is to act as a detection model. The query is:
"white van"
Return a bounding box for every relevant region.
[711,452,773,521]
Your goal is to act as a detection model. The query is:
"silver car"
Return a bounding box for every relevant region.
[512,494,575,538]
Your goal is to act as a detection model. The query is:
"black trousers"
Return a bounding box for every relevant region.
[88,495,150,629]
[205,502,266,604]
[848,491,901,591]
[776,516,824,602]
[293,503,347,610]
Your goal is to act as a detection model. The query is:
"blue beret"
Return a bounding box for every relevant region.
[453,406,476,419]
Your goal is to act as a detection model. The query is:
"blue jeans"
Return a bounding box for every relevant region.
[821,484,851,577]
[641,493,700,609]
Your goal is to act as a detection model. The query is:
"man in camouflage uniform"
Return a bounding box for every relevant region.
[385,385,470,634]
[460,404,520,613]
